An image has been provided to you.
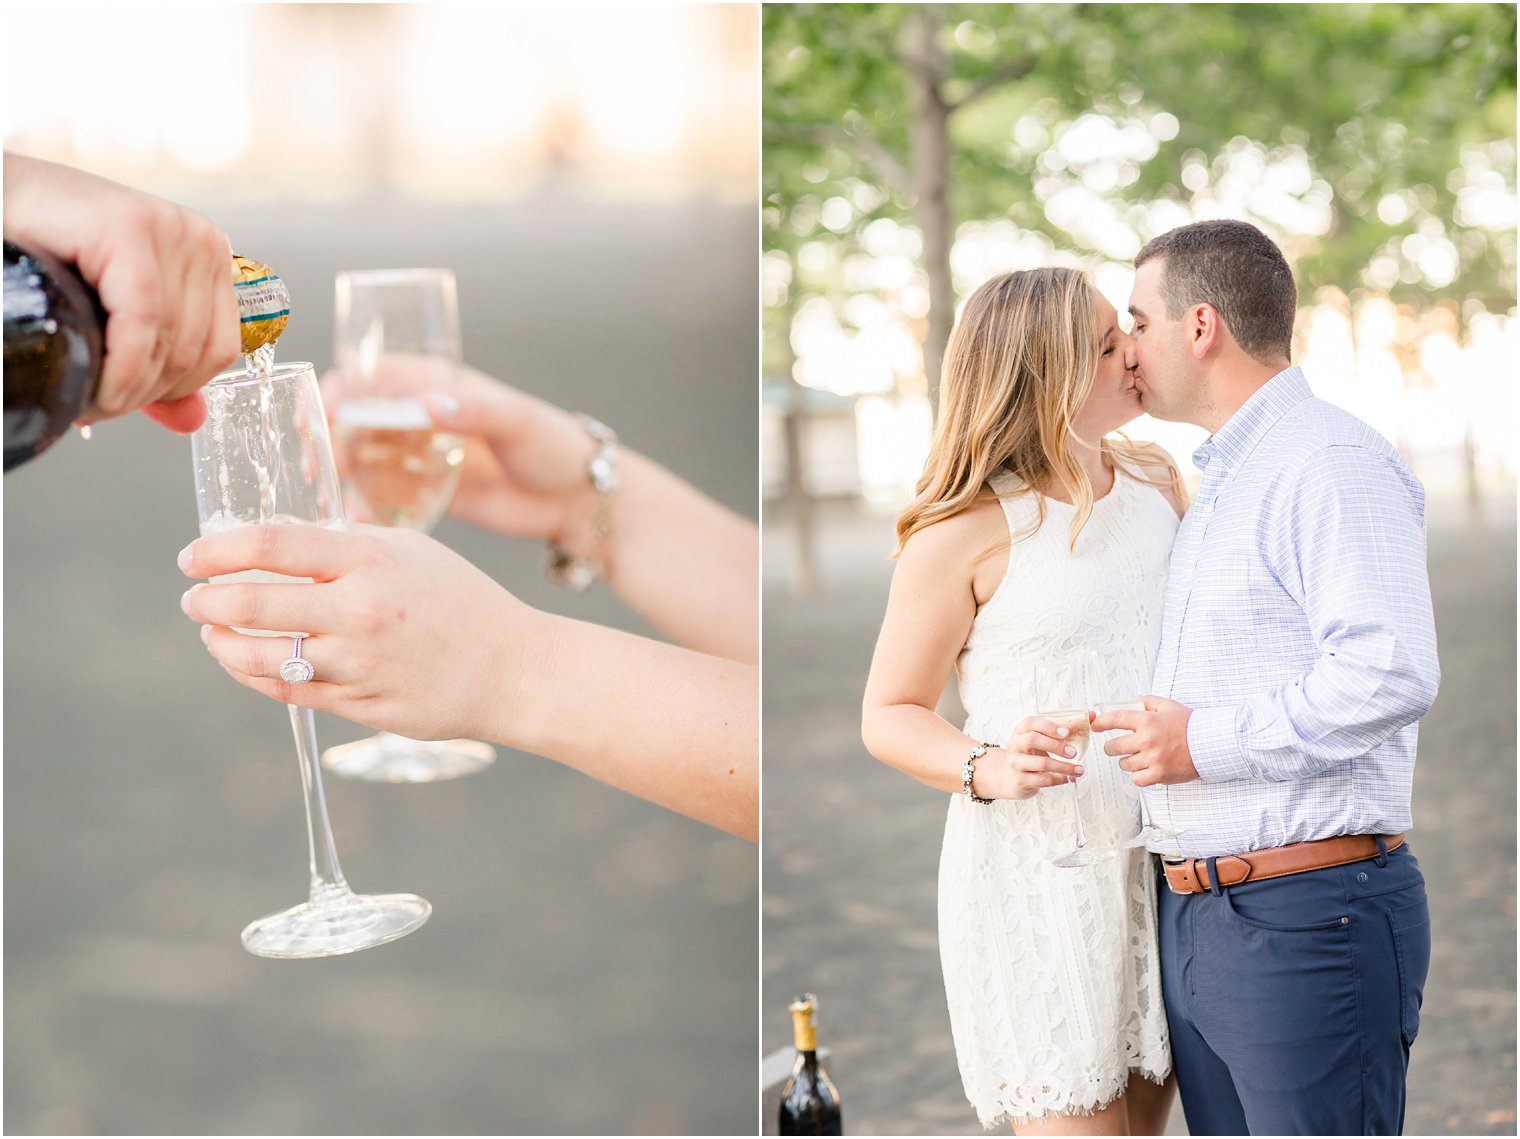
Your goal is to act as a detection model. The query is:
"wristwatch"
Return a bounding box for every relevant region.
[962,742,996,805]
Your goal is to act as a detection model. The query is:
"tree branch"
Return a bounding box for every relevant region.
[948,56,1039,112]
[763,122,910,192]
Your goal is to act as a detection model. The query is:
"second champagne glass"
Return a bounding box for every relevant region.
[192,361,431,957]
[1095,699,1185,850]
[1035,656,1116,868]
[320,268,496,783]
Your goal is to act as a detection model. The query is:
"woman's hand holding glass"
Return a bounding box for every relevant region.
[971,717,1086,801]
[179,518,758,842]
[326,359,758,666]
[181,523,543,747]
[183,360,759,838]
[325,361,605,557]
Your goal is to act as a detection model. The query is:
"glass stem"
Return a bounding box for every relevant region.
[288,704,351,903]
[1070,776,1089,849]
[1136,787,1156,832]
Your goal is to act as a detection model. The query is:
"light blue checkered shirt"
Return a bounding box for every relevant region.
[1146,367,1440,858]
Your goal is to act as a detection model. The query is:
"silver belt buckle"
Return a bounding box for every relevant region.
[1161,857,1189,894]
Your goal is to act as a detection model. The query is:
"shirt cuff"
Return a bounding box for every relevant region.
[1186,705,1252,783]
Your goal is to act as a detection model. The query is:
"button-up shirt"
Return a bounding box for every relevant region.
[1147,367,1440,858]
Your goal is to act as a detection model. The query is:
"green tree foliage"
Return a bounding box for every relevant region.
[765,3,1517,394]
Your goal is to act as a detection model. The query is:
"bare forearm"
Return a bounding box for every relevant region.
[503,613,758,841]
[861,703,976,796]
[605,451,758,664]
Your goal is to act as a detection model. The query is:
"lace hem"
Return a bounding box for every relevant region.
[972,1061,1172,1130]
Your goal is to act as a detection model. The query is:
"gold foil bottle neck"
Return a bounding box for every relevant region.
[231,254,290,355]
[789,993,818,1053]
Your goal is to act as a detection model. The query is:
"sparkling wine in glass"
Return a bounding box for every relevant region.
[320,267,494,783]
[191,361,430,957]
[1096,699,1185,850]
[1035,656,1116,868]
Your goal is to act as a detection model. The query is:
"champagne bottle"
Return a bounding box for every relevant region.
[2,246,288,471]
[3,241,104,471]
[779,994,843,1136]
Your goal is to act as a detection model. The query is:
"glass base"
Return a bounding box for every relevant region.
[1125,825,1185,849]
[1052,845,1119,868]
[241,890,431,959]
[321,733,495,783]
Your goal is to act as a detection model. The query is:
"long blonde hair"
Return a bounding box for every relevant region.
[895,267,1180,556]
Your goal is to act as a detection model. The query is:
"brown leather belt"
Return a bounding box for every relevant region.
[1162,833,1405,895]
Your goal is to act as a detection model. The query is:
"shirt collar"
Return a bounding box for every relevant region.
[1191,366,1312,474]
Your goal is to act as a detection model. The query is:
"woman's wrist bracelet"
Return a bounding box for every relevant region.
[547,414,618,591]
[962,742,996,804]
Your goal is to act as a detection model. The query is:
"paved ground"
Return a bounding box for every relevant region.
[761,487,1516,1136]
[5,199,758,1137]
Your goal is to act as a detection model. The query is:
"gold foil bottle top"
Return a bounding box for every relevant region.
[789,993,819,1053]
[231,254,290,355]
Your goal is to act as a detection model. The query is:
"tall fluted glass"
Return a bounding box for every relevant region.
[192,360,431,957]
[320,268,495,783]
[1035,655,1116,869]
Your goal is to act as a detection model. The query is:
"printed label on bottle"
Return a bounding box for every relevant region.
[234,276,291,323]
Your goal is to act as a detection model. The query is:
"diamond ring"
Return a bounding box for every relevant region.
[279,635,315,685]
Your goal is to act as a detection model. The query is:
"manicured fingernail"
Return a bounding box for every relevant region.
[180,587,197,615]
[1056,727,1069,738]
[425,391,460,421]
[1074,765,1085,775]
[177,543,194,572]
[1065,746,1077,757]
[199,625,211,646]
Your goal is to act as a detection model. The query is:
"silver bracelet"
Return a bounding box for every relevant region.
[547,414,618,592]
[962,742,996,805]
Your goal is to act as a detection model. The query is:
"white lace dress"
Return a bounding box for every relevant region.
[938,468,1177,1128]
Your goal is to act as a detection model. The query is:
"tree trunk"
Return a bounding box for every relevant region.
[906,5,953,411]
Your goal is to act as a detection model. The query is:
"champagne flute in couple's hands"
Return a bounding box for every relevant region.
[1095,699,1184,850]
[1034,656,1116,868]
[320,268,495,783]
[192,362,430,957]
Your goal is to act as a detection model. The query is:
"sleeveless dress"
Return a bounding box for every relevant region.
[937,467,1178,1128]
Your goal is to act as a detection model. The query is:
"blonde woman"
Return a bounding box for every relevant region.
[862,268,1185,1134]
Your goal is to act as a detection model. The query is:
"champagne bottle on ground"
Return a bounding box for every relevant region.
[2,246,289,471]
[779,993,843,1136]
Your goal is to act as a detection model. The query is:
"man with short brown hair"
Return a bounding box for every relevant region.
[1095,219,1439,1135]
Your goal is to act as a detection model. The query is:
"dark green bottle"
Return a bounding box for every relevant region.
[779,994,843,1135]
[3,240,105,471]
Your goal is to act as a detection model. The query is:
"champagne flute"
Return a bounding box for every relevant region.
[1035,656,1115,868]
[1096,699,1185,850]
[319,267,495,783]
[192,361,431,957]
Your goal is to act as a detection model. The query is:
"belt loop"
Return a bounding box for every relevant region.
[1374,835,1389,867]
[1205,855,1223,896]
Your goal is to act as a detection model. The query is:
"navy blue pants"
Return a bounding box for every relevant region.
[1158,842,1430,1135]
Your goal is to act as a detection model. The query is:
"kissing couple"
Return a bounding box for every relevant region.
[864,219,1438,1135]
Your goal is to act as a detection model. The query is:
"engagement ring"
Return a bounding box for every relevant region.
[279,635,315,685]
